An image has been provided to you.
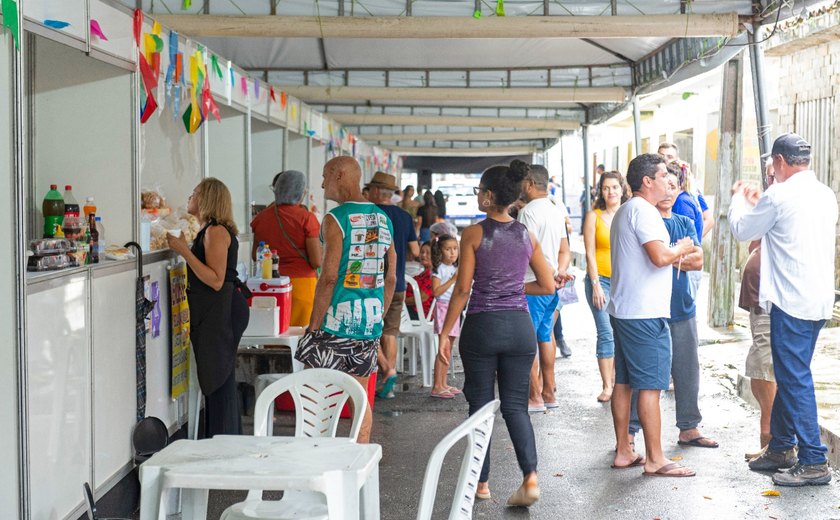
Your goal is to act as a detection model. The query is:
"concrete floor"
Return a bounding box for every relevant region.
[153,272,840,519]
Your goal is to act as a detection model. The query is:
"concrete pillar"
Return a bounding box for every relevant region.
[708,52,744,328]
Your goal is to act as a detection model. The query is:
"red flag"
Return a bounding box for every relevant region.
[202,74,221,123]
[270,86,276,102]
[133,9,143,47]
[138,54,158,123]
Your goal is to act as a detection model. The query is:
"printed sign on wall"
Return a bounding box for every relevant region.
[169,262,190,399]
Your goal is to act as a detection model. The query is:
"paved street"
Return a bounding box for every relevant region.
[176,272,840,519]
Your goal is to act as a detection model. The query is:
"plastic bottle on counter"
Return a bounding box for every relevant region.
[42,184,64,238]
[255,241,266,277]
[88,213,99,264]
[271,249,280,278]
[83,226,91,265]
[83,197,97,219]
[63,185,80,219]
[261,245,273,280]
[95,216,105,255]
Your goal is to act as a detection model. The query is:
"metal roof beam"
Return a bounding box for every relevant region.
[391,145,538,156]
[152,14,742,39]
[328,113,580,130]
[282,86,626,104]
[358,130,561,141]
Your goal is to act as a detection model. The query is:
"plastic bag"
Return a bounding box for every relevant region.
[557,275,579,306]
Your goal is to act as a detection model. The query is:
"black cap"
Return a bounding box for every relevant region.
[767,133,811,159]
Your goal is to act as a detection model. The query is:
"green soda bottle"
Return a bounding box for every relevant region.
[42,184,64,238]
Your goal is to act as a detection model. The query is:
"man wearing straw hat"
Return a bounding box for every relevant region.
[366,171,420,399]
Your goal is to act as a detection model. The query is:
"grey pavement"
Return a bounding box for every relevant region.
[146,270,840,519]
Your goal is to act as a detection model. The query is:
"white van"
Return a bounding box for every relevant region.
[437,184,483,228]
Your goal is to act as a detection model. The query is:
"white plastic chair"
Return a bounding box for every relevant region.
[219,368,369,520]
[416,400,500,520]
[400,275,437,387]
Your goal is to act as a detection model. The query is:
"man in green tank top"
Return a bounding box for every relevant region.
[295,156,396,443]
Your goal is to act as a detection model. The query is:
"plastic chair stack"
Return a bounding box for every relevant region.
[219,368,369,520]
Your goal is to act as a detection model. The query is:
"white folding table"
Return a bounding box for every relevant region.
[139,436,381,520]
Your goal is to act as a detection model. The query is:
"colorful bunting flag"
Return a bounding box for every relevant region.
[89,19,108,40]
[0,0,19,50]
[133,9,142,46]
[495,0,505,16]
[138,53,158,123]
[210,54,223,79]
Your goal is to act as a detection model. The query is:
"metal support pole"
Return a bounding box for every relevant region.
[748,21,772,188]
[12,6,30,518]
[632,95,642,156]
[559,136,567,206]
[708,52,744,328]
[582,120,591,216]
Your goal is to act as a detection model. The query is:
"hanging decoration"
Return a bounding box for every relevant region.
[473,9,481,19]
[280,91,288,110]
[138,20,164,124]
[495,0,505,16]
[269,86,276,102]
[89,19,108,40]
[240,76,248,97]
[200,60,221,124]
[43,19,70,29]
[165,31,183,118]
[254,79,260,99]
[0,0,19,50]
[182,51,204,133]
[182,0,192,9]
[210,54,223,79]
[133,9,143,46]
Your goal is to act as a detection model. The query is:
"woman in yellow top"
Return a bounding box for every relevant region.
[583,171,630,403]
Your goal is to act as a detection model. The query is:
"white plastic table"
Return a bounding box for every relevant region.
[239,325,306,373]
[139,436,381,520]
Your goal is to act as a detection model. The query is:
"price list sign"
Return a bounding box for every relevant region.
[169,263,190,399]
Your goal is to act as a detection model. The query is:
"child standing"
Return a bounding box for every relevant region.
[431,234,461,398]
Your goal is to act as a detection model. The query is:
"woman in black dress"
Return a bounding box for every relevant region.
[417,190,438,243]
[167,178,249,437]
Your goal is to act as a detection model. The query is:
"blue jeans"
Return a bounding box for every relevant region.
[584,276,614,359]
[768,305,828,465]
[459,311,538,481]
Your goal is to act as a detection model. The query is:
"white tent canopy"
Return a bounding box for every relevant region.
[126,0,797,154]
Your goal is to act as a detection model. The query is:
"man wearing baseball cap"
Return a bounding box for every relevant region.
[729,133,837,486]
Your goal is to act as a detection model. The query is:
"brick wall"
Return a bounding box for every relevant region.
[774,40,840,287]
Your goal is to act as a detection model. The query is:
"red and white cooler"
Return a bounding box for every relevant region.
[246,276,292,335]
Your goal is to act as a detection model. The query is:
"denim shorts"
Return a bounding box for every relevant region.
[611,316,671,390]
[526,293,560,343]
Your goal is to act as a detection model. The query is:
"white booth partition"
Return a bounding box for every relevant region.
[309,140,327,218]
[251,118,284,207]
[208,104,249,234]
[0,17,21,520]
[29,35,133,245]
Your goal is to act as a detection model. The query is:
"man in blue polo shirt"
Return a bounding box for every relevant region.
[657,167,717,448]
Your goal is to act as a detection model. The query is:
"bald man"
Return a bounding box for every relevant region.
[295,156,397,443]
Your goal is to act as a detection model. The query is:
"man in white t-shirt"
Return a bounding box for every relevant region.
[607,153,695,477]
[518,163,572,412]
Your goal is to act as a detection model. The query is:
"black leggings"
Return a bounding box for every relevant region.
[459,310,538,482]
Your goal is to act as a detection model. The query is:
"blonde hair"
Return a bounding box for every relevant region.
[195,178,238,234]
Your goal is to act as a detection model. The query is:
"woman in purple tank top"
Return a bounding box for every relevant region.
[438,162,556,507]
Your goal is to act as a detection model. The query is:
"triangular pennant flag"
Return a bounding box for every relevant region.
[138,54,158,123]
[132,9,142,46]
[210,54,223,79]
[0,0,20,50]
[280,91,287,109]
[270,86,276,102]
[89,19,108,40]
[202,74,221,123]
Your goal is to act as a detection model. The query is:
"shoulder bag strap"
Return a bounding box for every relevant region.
[273,205,310,264]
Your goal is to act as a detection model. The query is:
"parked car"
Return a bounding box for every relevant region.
[436,184,483,228]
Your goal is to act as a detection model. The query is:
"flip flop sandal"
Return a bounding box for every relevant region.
[475,490,492,500]
[447,386,462,395]
[431,391,455,399]
[544,402,560,409]
[528,405,547,413]
[376,374,398,399]
[677,436,719,448]
[642,462,696,478]
[611,454,645,469]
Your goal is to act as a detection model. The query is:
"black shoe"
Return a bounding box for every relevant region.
[747,447,798,471]
[558,340,572,358]
[772,462,832,487]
